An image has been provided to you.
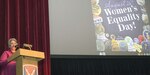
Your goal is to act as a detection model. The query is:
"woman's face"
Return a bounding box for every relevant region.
[9,40,17,50]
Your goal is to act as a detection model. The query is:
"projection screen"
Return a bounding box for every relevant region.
[49,0,150,55]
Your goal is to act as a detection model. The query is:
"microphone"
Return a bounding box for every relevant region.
[15,45,19,50]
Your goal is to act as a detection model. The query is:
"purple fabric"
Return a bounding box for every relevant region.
[0,50,16,75]
[0,0,50,75]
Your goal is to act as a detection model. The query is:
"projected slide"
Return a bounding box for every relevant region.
[92,0,150,55]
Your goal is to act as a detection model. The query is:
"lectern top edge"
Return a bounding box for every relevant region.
[7,48,45,62]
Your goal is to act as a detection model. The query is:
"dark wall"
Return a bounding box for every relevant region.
[51,56,150,75]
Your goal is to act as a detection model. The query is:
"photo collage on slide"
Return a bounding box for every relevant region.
[91,0,150,55]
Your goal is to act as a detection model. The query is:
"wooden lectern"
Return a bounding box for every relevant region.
[7,48,45,75]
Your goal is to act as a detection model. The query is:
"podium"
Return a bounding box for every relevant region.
[7,48,45,75]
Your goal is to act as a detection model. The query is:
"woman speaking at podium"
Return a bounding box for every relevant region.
[0,38,18,75]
